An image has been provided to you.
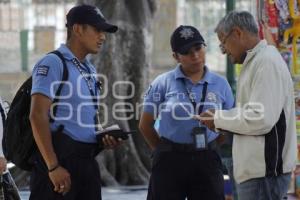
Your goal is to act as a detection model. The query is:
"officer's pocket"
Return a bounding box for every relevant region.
[151,144,169,171]
[151,147,160,169]
[151,152,165,171]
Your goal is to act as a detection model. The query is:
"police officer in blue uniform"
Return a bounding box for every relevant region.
[139,25,235,200]
[29,4,121,200]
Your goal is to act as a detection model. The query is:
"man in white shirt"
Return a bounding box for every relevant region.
[197,11,297,200]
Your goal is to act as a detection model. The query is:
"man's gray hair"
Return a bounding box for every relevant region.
[214,10,258,35]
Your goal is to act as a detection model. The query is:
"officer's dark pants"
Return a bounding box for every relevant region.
[29,133,101,200]
[147,138,224,200]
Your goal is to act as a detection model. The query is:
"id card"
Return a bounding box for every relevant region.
[192,127,208,150]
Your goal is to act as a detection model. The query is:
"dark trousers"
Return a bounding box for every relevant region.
[147,141,225,200]
[29,133,101,200]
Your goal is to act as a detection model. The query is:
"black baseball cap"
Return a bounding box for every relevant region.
[170,25,205,54]
[66,4,118,33]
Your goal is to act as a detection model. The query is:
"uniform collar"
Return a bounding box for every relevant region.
[174,64,214,84]
[57,44,95,72]
[57,44,89,64]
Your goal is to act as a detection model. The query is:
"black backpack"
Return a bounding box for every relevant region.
[3,50,68,171]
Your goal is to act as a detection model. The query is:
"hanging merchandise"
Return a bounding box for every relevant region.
[275,0,290,22]
[257,0,265,38]
[265,0,280,44]
[283,0,300,75]
[258,0,300,75]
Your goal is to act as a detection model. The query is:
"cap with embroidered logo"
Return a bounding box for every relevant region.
[170,25,205,54]
[66,4,118,33]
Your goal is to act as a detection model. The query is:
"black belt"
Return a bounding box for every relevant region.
[159,137,216,153]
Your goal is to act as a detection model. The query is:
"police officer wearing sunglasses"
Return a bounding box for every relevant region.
[139,25,235,200]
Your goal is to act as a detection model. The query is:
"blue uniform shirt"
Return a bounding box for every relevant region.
[31,44,99,143]
[143,65,234,144]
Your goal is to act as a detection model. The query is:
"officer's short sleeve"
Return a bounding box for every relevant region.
[142,76,166,117]
[31,54,63,101]
[222,80,235,110]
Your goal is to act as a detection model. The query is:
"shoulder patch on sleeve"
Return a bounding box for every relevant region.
[36,65,50,76]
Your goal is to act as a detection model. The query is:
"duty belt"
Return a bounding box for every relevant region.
[52,130,99,159]
[159,137,217,153]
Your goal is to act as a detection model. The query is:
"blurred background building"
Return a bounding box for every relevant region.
[0,0,253,101]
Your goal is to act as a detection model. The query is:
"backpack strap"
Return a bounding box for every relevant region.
[48,50,69,123]
[0,102,5,128]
